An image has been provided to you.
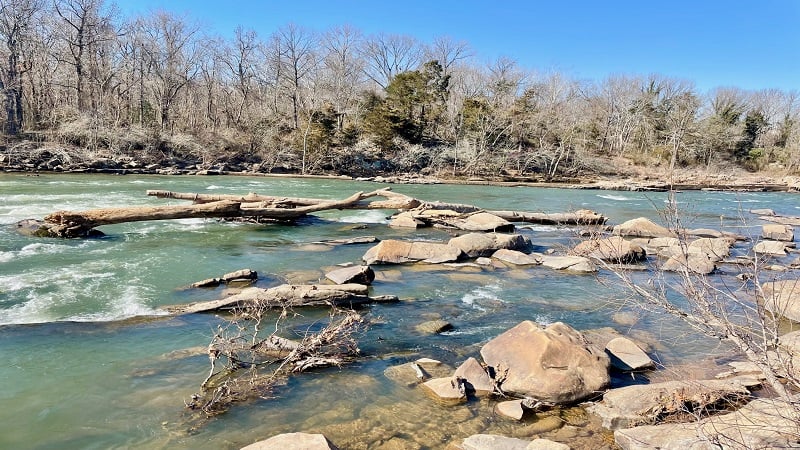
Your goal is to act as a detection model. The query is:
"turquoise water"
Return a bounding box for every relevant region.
[1,174,797,449]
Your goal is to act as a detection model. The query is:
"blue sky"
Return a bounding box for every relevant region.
[114,0,800,92]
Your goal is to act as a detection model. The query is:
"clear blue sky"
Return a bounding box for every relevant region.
[114,0,800,92]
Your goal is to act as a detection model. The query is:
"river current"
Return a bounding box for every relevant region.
[1,174,797,449]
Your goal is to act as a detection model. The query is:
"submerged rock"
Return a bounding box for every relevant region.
[458,434,569,450]
[480,321,610,404]
[415,319,454,334]
[241,432,339,450]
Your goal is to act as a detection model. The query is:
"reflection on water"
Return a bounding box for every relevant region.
[0,174,794,449]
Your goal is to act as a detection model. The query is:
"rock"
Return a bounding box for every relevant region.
[453,357,494,395]
[661,254,716,275]
[687,228,723,238]
[587,379,752,430]
[325,265,375,285]
[451,212,515,232]
[604,337,654,371]
[222,269,257,282]
[420,377,467,404]
[480,321,610,403]
[415,319,454,334]
[647,237,680,249]
[192,277,221,288]
[572,236,646,263]
[540,255,597,273]
[762,223,794,241]
[492,249,543,265]
[495,399,525,420]
[527,439,570,450]
[459,434,532,450]
[754,240,788,255]
[762,280,800,322]
[613,217,676,238]
[751,208,776,216]
[687,237,732,261]
[241,432,339,450]
[448,233,531,258]
[362,240,463,264]
[614,397,799,450]
[389,211,424,228]
[383,360,453,386]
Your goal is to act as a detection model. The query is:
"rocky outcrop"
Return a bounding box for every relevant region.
[480,321,610,403]
[613,397,800,450]
[613,217,675,238]
[588,378,754,430]
[362,239,463,264]
[448,233,530,258]
[241,432,339,450]
[325,265,375,285]
[762,279,800,322]
[572,236,646,263]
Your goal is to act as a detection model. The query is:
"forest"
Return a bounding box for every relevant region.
[1,0,798,178]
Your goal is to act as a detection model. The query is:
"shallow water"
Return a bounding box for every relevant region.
[0,173,796,449]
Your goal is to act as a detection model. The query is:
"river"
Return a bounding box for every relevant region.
[1,173,796,449]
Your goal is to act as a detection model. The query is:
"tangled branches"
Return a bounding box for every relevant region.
[185,305,366,417]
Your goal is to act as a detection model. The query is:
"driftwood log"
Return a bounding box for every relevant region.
[163,283,399,315]
[20,187,607,237]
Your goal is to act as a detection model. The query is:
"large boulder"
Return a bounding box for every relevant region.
[588,379,753,430]
[480,321,610,403]
[762,279,800,322]
[448,233,530,258]
[572,236,646,263]
[762,223,794,242]
[362,239,463,264]
[613,217,675,238]
[614,397,799,450]
[241,432,339,450]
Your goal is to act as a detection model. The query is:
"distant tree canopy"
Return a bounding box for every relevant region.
[1,0,799,176]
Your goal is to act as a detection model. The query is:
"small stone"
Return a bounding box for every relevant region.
[415,319,454,334]
[495,399,525,420]
[605,337,655,371]
[420,377,467,404]
[221,268,257,282]
[192,278,221,288]
[461,434,531,450]
[492,249,543,265]
[527,439,570,450]
[240,432,339,450]
[325,265,375,285]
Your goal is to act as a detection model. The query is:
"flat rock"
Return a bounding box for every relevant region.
[192,277,221,288]
[754,240,788,256]
[325,265,375,285]
[647,237,680,249]
[383,360,453,386]
[420,377,467,404]
[480,321,610,404]
[527,439,570,450]
[587,379,751,430]
[572,236,646,263]
[604,337,654,371]
[492,249,543,265]
[241,432,339,450]
[455,212,515,232]
[448,233,530,258]
[222,268,257,282]
[495,399,525,420]
[751,208,775,216]
[389,211,424,228]
[762,223,794,242]
[453,357,494,394]
[762,279,800,323]
[540,255,597,272]
[614,397,799,449]
[613,217,676,238]
[362,239,463,264]
[459,434,531,450]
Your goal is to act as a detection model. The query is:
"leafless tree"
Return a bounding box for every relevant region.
[359,32,422,89]
[0,0,43,135]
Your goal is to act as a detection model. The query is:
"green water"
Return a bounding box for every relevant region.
[1,174,797,449]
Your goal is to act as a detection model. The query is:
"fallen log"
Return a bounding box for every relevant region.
[487,209,608,225]
[163,283,399,315]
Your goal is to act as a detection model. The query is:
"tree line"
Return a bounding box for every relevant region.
[1,0,798,177]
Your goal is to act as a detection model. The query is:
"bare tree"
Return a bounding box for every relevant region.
[0,0,43,135]
[274,23,317,130]
[320,24,363,131]
[359,32,422,89]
